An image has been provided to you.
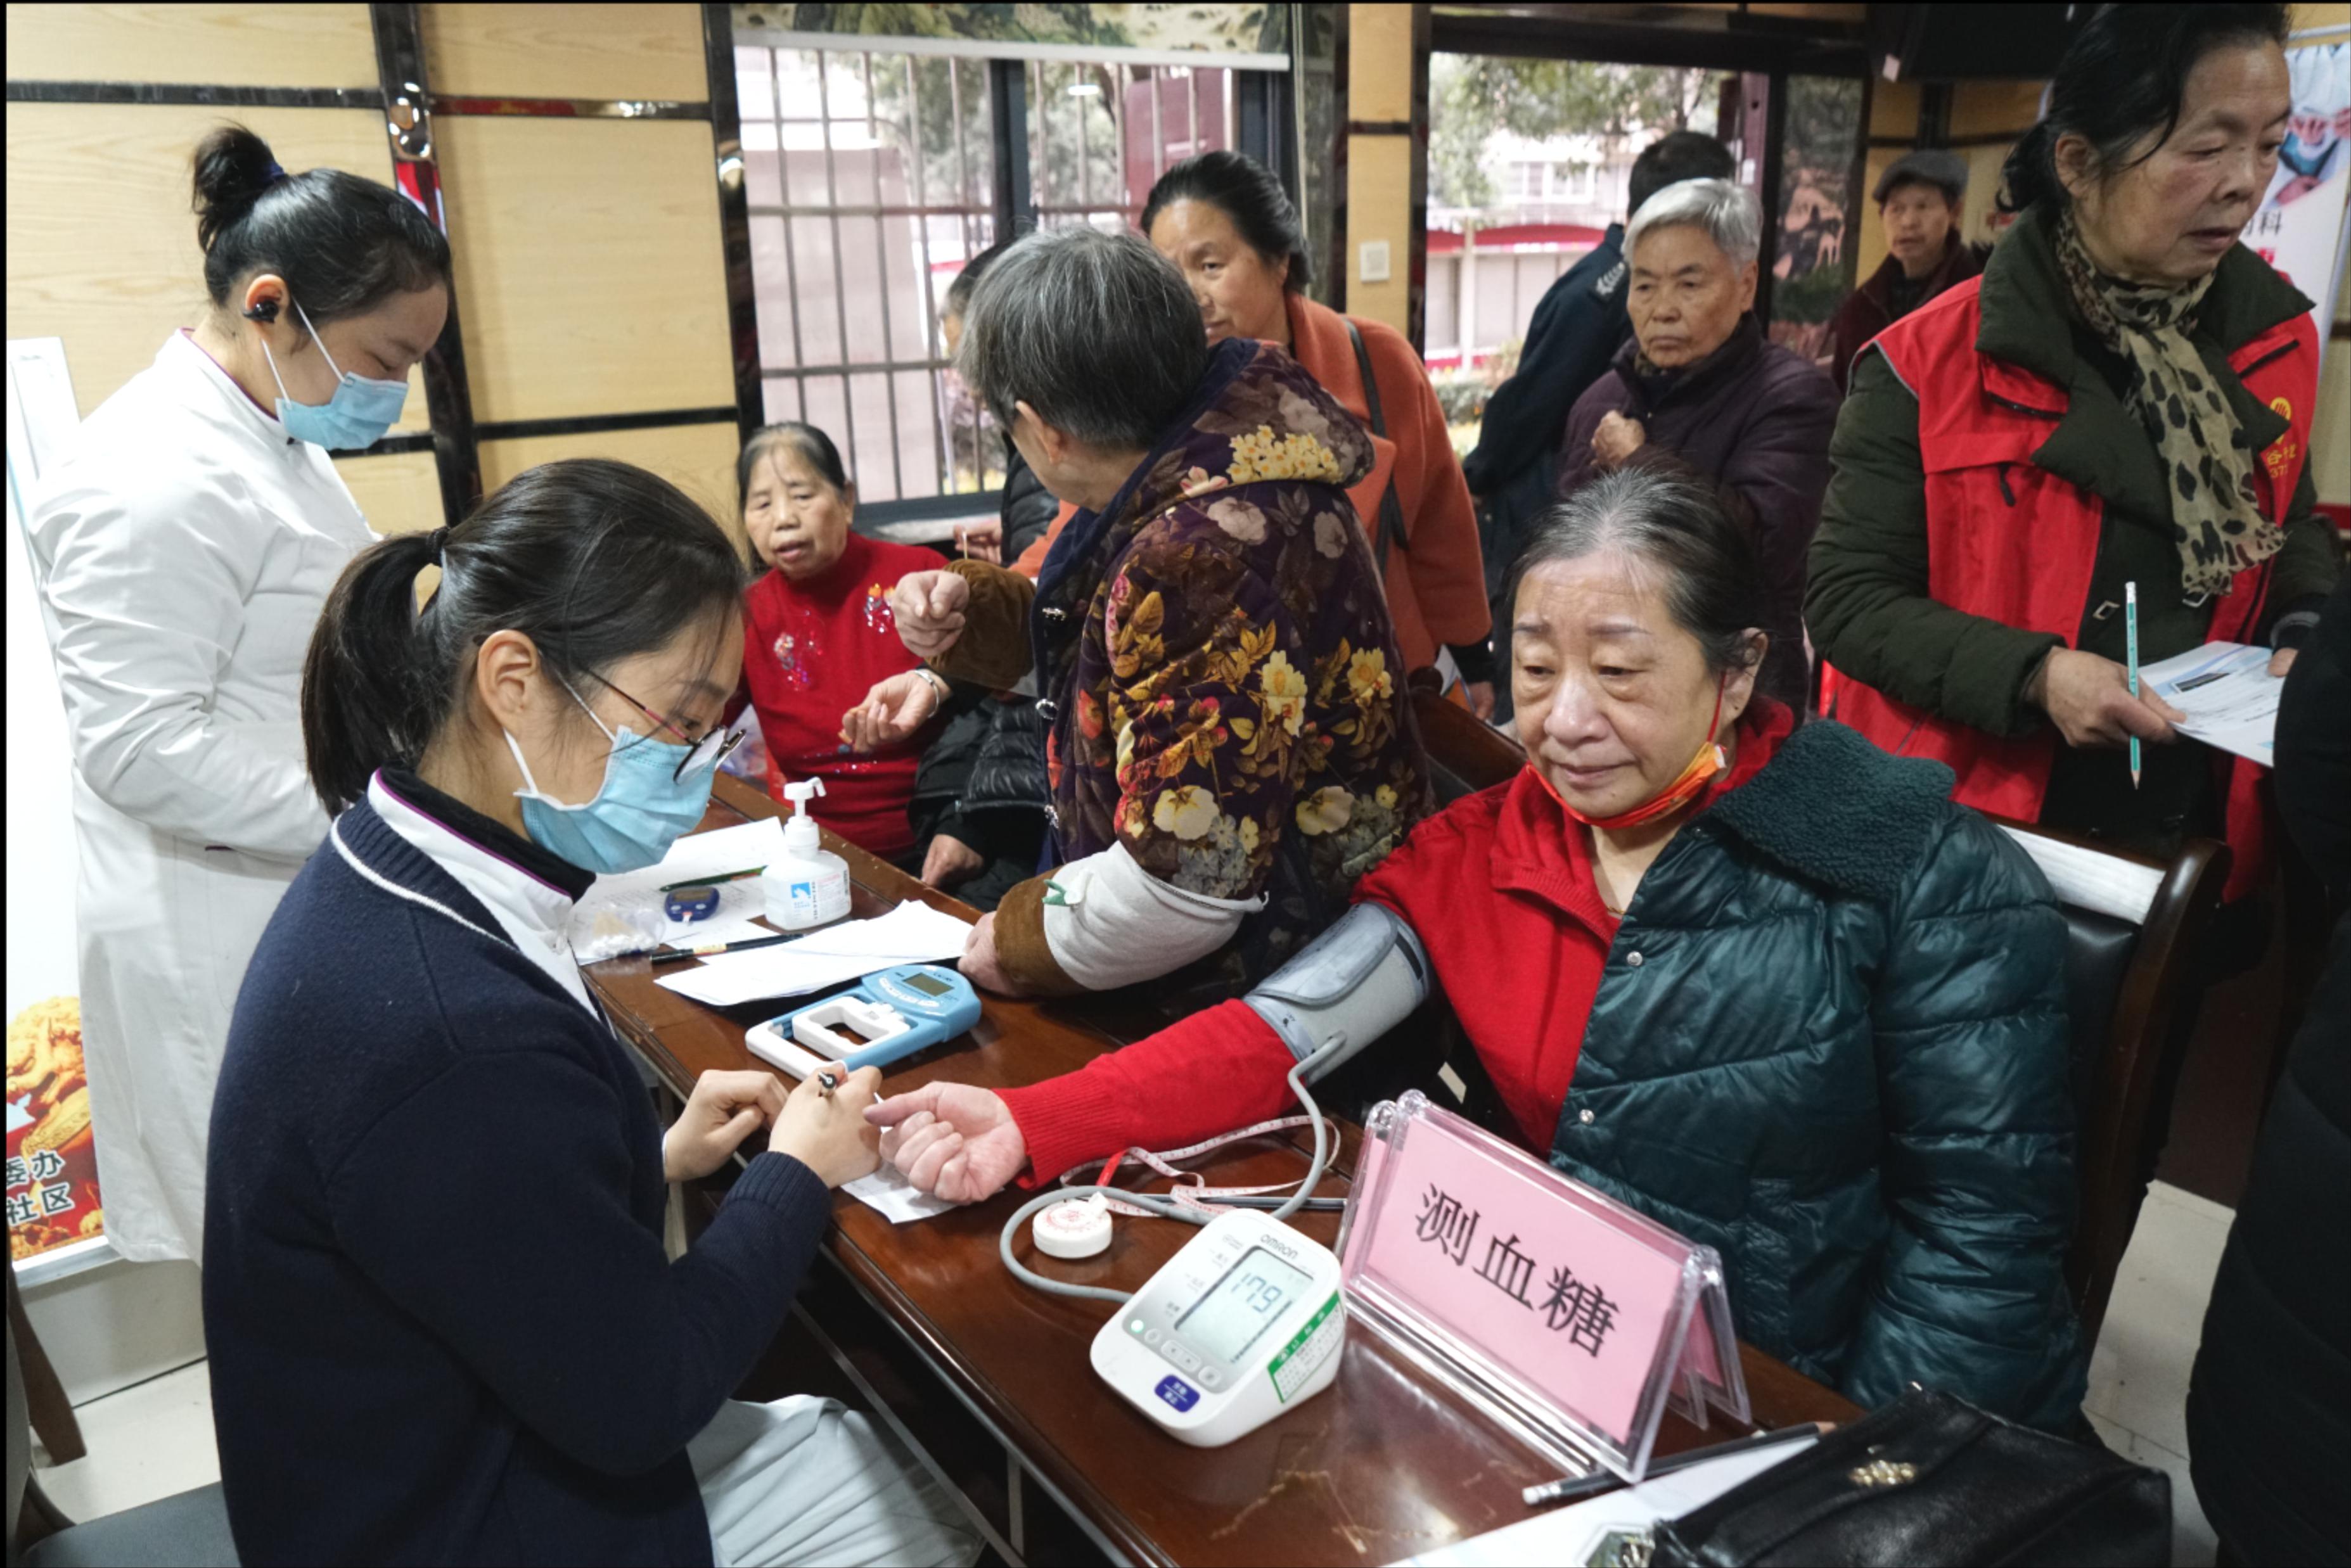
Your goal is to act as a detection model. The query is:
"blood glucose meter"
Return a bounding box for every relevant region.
[1089,1209,1345,1446]
[744,962,982,1078]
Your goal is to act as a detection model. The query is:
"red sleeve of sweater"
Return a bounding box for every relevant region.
[996,1000,1300,1185]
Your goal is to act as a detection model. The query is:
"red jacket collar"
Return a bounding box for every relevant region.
[1490,699,1796,933]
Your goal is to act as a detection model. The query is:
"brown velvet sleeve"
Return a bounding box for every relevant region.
[929,559,1038,691]
[990,874,1087,997]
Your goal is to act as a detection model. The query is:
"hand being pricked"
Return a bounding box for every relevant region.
[864,1081,1028,1203]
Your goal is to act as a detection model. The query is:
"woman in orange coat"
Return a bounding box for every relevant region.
[1144,151,1496,716]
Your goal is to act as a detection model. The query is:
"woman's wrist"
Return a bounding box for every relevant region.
[911,665,951,701]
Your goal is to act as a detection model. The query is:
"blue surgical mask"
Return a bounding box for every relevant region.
[504,678,717,876]
[260,300,409,450]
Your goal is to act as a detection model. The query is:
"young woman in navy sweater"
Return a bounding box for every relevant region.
[204,458,973,1567]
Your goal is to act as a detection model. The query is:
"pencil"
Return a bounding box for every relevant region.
[2125,582,2141,791]
[648,931,795,965]
[658,865,766,893]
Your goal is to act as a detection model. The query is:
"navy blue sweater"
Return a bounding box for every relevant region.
[204,785,831,1565]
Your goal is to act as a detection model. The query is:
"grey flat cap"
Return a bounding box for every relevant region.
[1874,148,1968,204]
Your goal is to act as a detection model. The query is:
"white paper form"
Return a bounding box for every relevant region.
[842,1163,959,1224]
[570,818,789,955]
[2141,641,2283,765]
[655,900,973,1007]
[1392,1436,1817,1567]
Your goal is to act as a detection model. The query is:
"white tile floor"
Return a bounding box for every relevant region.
[26,1182,2239,1565]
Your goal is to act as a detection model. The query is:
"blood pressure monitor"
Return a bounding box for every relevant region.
[1090,1209,1345,1446]
[744,963,982,1078]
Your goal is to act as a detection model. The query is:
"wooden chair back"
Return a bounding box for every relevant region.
[1987,818,2227,1346]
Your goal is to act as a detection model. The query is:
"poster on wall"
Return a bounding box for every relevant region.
[2243,41,2350,363]
[8,998,102,1263]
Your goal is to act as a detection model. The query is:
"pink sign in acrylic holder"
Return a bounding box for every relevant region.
[1338,1091,1748,1483]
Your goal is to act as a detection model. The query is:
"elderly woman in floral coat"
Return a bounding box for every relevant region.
[845,229,1429,1014]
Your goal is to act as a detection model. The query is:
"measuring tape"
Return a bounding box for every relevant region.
[1057,1113,1322,1216]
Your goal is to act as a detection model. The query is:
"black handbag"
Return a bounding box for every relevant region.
[1648,1389,2170,1568]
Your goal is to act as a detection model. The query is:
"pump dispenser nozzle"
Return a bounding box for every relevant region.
[781,777,827,851]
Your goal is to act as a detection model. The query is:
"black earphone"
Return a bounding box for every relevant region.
[241,298,279,323]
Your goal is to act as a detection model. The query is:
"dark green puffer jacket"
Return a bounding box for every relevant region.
[1546,719,2088,1430]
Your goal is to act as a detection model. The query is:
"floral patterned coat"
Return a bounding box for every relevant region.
[934,337,1432,1012]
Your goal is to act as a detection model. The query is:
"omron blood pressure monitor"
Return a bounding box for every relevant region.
[1089,1209,1345,1446]
[744,962,982,1078]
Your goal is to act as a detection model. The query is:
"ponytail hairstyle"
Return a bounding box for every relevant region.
[302,459,748,814]
[193,123,451,323]
[2000,4,2291,214]
[736,421,851,516]
[1139,150,1312,291]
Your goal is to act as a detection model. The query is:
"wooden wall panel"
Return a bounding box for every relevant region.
[479,422,745,551]
[421,3,706,100]
[1348,3,1414,122]
[4,4,377,88]
[1947,81,2042,141]
[4,101,428,428]
[1344,134,1413,337]
[334,450,445,538]
[437,116,733,424]
[1867,80,1919,139]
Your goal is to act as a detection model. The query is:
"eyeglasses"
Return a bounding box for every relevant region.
[586,672,746,784]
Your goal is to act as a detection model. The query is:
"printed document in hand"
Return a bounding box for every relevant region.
[1392,1435,1817,1567]
[655,900,973,1007]
[2141,641,2283,765]
[571,818,788,955]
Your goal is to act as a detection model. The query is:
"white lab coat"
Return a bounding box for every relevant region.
[28,331,375,1263]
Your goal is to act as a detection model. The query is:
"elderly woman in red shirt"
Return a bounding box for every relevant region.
[865,466,2090,1431]
[731,423,943,860]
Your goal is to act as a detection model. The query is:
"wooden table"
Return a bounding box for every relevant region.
[587,775,1858,1567]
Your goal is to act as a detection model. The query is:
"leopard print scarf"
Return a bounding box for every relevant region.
[2053,212,2279,597]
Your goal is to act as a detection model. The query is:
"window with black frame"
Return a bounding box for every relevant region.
[732,35,1288,527]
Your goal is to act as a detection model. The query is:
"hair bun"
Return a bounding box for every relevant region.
[192,123,283,253]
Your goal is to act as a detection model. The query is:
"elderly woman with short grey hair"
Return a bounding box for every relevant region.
[1554,177,1838,713]
[843,227,1429,1014]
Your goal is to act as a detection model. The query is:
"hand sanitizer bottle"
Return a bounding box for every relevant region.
[766,779,850,931]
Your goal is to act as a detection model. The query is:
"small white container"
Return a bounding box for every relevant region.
[764,778,850,931]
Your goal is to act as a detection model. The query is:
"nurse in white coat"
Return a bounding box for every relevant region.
[28,124,452,1261]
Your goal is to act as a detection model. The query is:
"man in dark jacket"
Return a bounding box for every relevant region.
[1554,178,1838,714]
[1826,150,1984,392]
[2187,574,2351,1566]
[1463,131,1732,715]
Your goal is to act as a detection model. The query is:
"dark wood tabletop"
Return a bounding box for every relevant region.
[587,774,1858,1567]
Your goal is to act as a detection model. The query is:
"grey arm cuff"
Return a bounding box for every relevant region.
[1243,902,1430,1083]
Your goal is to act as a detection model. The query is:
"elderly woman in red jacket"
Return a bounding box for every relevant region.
[865,466,2087,1431]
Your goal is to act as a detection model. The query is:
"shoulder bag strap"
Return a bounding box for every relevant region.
[1343,316,1411,577]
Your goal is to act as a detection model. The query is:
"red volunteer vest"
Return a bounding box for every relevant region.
[1821,277,2317,900]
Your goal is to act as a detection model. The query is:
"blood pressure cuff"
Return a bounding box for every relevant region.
[1244,902,1430,1081]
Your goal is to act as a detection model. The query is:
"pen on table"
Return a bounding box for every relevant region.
[649,931,796,966]
[2125,580,2142,791]
[658,865,765,893]
[1520,1422,1823,1509]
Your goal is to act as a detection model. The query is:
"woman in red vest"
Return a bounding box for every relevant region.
[1809,3,2338,901]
